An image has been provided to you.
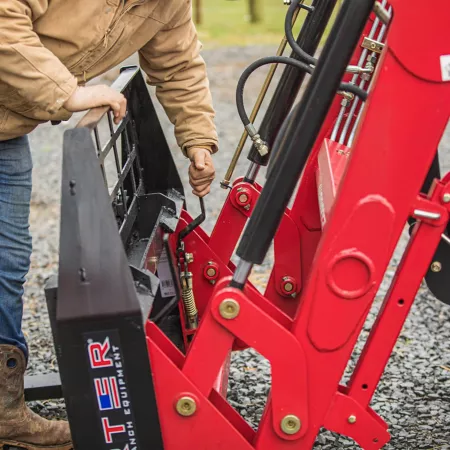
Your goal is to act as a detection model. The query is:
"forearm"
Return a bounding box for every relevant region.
[139,5,218,156]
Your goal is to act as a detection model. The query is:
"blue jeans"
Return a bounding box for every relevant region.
[0,136,32,358]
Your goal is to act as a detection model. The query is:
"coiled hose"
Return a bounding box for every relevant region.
[285,0,318,65]
[236,56,368,129]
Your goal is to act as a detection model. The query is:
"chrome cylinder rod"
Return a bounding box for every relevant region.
[347,8,391,147]
[333,0,386,144]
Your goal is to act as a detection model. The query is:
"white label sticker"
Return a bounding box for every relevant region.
[440,55,450,82]
[157,248,177,298]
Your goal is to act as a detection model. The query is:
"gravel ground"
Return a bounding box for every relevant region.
[23,45,450,449]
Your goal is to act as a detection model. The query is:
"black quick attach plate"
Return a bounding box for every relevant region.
[57,127,165,450]
[24,67,187,449]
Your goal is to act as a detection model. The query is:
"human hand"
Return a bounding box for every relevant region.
[63,85,127,124]
[187,147,215,197]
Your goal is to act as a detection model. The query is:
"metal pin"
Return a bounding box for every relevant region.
[373,1,391,25]
[413,210,441,221]
[441,234,450,246]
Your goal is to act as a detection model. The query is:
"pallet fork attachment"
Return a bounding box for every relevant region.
[26,0,450,448]
[38,66,185,448]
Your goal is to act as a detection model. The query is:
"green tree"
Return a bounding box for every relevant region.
[248,0,263,23]
[194,0,202,25]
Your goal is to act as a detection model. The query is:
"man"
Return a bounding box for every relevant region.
[0,1,218,448]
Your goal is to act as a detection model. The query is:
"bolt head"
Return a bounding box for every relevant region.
[431,261,442,273]
[281,276,297,296]
[280,415,301,435]
[206,267,217,277]
[219,299,240,320]
[348,415,357,424]
[176,396,197,417]
[443,193,450,203]
[238,193,249,204]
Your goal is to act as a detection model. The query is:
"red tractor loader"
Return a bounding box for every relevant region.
[23,0,450,448]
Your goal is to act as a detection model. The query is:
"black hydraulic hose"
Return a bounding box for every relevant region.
[236,56,368,130]
[236,0,375,265]
[247,0,338,167]
[236,56,311,127]
[285,0,318,66]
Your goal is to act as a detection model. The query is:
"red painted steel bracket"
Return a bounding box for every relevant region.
[183,278,306,441]
[209,181,261,264]
[307,194,396,351]
[324,391,390,449]
[146,329,255,449]
[265,210,303,318]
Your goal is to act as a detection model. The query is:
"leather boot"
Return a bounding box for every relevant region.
[0,345,72,450]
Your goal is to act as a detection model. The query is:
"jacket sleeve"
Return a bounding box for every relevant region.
[0,0,78,114]
[139,4,218,156]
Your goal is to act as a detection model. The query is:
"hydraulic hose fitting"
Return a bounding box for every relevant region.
[253,135,269,157]
[245,124,269,156]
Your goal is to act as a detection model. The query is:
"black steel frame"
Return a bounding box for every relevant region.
[24,66,187,450]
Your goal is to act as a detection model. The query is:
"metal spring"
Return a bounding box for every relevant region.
[181,274,198,329]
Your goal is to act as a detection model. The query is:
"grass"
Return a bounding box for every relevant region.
[193,0,339,48]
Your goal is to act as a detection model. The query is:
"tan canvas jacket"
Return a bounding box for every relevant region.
[0,0,218,155]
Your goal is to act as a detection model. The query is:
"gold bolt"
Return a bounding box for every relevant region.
[206,267,217,277]
[431,261,442,273]
[283,282,294,292]
[443,193,450,203]
[238,193,249,204]
[176,396,197,417]
[280,415,301,435]
[348,415,357,424]
[219,299,240,320]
